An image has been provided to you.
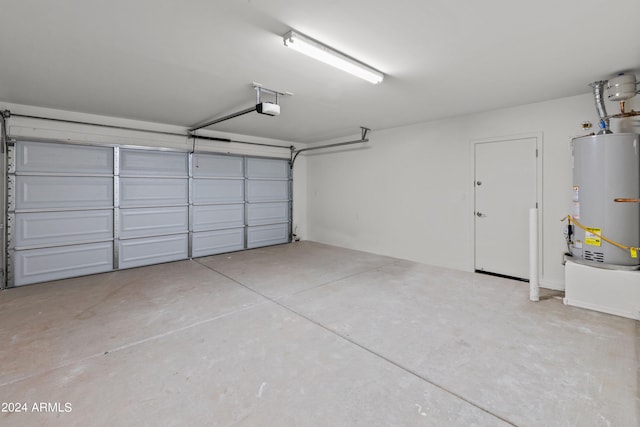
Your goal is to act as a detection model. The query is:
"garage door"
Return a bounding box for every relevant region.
[191,154,291,256]
[8,141,115,286]
[191,153,246,257]
[6,141,291,287]
[117,148,189,269]
[246,157,290,248]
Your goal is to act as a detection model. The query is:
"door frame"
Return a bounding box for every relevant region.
[469,132,543,281]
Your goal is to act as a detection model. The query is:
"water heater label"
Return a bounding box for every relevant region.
[572,202,580,218]
[571,186,580,218]
[585,227,602,247]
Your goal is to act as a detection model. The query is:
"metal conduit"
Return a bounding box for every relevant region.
[11,113,186,138]
[0,110,8,289]
[291,127,370,166]
[7,113,371,157]
[191,134,295,150]
[8,112,293,150]
[0,110,8,153]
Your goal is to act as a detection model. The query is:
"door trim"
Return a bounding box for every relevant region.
[469,132,543,281]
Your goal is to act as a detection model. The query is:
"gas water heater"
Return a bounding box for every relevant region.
[570,133,640,268]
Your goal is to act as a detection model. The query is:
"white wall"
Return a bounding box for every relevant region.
[306,91,640,289]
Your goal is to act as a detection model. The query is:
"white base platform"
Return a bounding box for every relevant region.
[564,260,640,320]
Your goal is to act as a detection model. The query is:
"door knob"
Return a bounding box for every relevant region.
[476,181,482,186]
[476,211,487,217]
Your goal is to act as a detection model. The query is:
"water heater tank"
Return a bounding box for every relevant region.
[571,133,640,267]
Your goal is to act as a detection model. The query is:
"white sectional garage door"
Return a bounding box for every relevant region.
[9,142,115,286]
[246,157,291,248]
[192,153,246,257]
[117,149,190,269]
[6,141,291,287]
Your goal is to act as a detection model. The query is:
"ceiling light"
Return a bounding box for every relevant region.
[283,30,384,84]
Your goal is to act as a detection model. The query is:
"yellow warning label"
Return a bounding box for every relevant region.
[631,248,638,259]
[585,227,602,247]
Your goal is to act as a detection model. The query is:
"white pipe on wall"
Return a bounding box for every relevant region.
[529,207,539,301]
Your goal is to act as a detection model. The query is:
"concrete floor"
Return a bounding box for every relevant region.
[0,241,637,426]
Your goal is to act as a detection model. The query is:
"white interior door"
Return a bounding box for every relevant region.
[474,137,537,280]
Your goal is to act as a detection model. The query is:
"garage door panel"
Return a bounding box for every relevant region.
[16,141,113,175]
[247,202,289,226]
[118,234,188,269]
[247,180,289,202]
[15,176,113,210]
[193,179,244,204]
[192,154,243,178]
[119,207,188,238]
[246,158,289,179]
[13,242,114,286]
[192,204,244,231]
[15,210,113,248]
[8,141,291,287]
[192,228,244,257]
[247,223,289,248]
[120,150,188,177]
[120,178,188,207]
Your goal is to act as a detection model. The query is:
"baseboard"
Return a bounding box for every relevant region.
[563,298,640,320]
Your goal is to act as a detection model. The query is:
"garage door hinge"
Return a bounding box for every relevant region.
[535,148,538,157]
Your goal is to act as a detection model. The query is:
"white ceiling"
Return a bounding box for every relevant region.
[1,0,639,143]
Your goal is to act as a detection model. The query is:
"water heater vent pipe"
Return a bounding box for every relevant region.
[589,81,612,134]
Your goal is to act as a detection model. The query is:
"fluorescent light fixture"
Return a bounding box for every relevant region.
[283,30,384,84]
